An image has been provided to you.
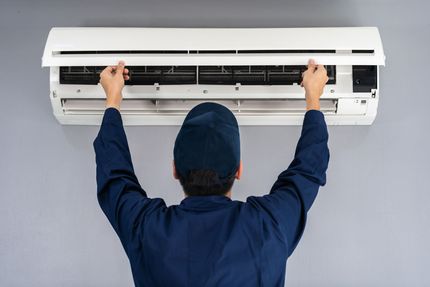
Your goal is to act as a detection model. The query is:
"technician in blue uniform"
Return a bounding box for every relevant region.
[94,59,329,287]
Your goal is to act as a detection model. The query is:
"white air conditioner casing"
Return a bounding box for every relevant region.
[42,27,385,125]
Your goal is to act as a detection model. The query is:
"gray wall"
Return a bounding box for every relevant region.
[1,0,429,286]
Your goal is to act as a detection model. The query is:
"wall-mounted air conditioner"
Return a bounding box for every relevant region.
[42,27,385,125]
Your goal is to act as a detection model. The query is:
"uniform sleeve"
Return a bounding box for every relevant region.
[247,110,329,257]
[93,108,166,253]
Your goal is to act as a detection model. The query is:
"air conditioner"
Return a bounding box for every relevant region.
[42,27,385,125]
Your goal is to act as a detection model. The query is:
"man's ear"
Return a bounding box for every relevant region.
[235,160,243,180]
[173,160,180,180]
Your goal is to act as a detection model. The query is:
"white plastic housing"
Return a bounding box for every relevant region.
[42,27,385,125]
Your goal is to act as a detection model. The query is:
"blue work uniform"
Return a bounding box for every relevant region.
[93,108,329,287]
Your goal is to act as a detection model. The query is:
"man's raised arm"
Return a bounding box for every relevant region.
[247,59,330,257]
[93,61,165,253]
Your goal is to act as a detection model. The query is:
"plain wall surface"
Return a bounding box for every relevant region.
[0,0,429,286]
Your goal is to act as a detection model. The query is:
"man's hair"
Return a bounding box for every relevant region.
[178,169,235,196]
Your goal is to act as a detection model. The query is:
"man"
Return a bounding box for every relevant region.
[94,59,329,287]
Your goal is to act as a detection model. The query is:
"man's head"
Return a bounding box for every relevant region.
[173,102,242,197]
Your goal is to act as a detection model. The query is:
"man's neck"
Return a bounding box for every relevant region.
[184,191,232,198]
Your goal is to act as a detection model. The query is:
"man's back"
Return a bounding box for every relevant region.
[140,196,286,286]
[93,60,329,286]
[94,107,328,287]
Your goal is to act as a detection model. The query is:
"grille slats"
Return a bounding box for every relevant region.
[60,65,336,85]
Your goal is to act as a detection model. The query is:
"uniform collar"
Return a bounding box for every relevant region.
[179,195,233,211]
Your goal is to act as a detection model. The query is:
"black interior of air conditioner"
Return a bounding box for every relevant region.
[59,65,337,86]
[352,66,377,92]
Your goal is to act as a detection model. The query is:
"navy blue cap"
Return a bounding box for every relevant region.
[174,102,240,179]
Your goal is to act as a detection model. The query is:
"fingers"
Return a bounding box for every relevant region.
[122,67,130,81]
[100,61,129,81]
[307,59,317,72]
[306,59,327,73]
[115,61,125,77]
[114,61,129,81]
[100,66,114,77]
[111,66,129,75]
[308,58,316,66]
[105,66,114,73]
[315,64,327,74]
[315,64,329,83]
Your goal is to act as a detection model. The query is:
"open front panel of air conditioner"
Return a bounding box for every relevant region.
[42,27,385,125]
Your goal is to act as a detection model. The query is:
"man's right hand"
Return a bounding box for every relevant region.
[301,59,329,111]
[99,61,130,111]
